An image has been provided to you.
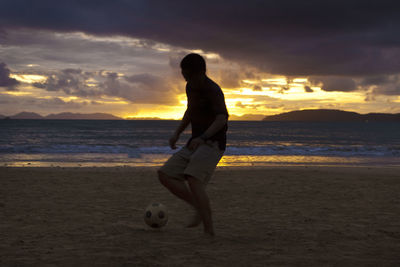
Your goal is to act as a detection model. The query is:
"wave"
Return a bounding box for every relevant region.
[0,144,141,156]
[0,144,399,157]
[225,145,400,157]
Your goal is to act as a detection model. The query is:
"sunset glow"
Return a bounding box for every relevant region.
[1,17,399,118]
[10,74,47,84]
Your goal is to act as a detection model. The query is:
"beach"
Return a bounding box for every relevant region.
[1,166,399,266]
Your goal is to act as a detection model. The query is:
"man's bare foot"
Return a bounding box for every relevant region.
[186,212,202,228]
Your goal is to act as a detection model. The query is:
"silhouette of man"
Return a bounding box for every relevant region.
[158,53,228,236]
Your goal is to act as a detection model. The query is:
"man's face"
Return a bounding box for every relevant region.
[181,68,205,88]
[181,69,193,82]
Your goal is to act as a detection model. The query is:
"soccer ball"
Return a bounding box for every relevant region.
[144,203,168,228]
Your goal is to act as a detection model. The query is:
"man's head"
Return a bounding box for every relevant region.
[180,53,206,86]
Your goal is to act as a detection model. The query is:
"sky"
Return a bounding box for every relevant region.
[1,0,400,120]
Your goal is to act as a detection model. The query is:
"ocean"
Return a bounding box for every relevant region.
[0,120,399,167]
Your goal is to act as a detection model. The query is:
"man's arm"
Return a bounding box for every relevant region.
[188,114,227,150]
[169,109,191,149]
[175,109,191,136]
[200,114,227,139]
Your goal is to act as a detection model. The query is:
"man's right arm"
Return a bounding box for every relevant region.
[169,109,190,149]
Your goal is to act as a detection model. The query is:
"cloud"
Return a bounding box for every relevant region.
[235,101,280,110]
[304,86,313,93]
[360,75,392,86]
[1,1,400,76]
[360,74,400,96]
[0,62,19,90]
[33,68,102,97]
[253,85,262,91]
[305,74,400,96]
[0,30,179,75]
[309,76,356,92]
[218,70,241,89]
[371,84,400,96]
[212,66,266,90]
[44,97,88,108]
[0,94,89,111]
[103,72,179,104]
[33,68,180,105]
[235,101,247,109]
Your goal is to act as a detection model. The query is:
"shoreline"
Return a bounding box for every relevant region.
[2,156,399,168]
[2,164,400,169]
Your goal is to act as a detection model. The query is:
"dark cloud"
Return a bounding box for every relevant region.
[305,74,400,96]
[235,101,281,110]
[371,84,400,96]
[0,30,174,73]
[253,85,262,91]
[218,70,241,88]
[212,66,264,90]
[103,72,178,104]
[358,74,400,96]
[0,94,88,110]
[235,101,267,110]
[364,93,376,102]
[33,68,179,105]
[33,68,101,97]
[304,86,313,93]
[235,101,246,109]
[91,100,101,105]
[1,1,400,76]
[309,76,357,92]
[360,75,393,86]
[124,73,162,87]
[0,62,19,89]
[40,97,88,108]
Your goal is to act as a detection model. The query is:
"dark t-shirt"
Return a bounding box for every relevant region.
[186,77,229,150]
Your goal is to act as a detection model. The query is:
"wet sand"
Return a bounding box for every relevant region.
[1,166,399,266]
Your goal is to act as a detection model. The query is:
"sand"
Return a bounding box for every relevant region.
[1,166,399,266]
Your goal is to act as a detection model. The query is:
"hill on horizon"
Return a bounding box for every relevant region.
[229,114,266,121]
[2,109,400,121]
[1,112,123,120]
[263,109,400,122]
[45,112,123,120]
[10,112,44,119]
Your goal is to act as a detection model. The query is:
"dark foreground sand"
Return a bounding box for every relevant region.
[1,166,399,266]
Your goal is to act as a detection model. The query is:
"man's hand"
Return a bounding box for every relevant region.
[169,133,180,149]
[188,137,205,151]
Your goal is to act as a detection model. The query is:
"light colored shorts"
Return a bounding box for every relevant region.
[159,141,224,184]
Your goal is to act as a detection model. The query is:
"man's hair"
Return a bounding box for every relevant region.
[180,53,206,73]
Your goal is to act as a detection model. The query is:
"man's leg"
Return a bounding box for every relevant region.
[158,170,199,210]
[187,175,214,236]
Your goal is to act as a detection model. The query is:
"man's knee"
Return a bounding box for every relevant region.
[158,170,168,185]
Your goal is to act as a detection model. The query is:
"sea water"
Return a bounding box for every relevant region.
[0,120,399,167]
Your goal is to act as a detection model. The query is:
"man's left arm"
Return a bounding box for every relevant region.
[199,114,227,140]
[188,88,228,150]
[188,114,227,150]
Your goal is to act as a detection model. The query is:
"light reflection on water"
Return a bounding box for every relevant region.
[1,153,399,168]
[218,155,399,166]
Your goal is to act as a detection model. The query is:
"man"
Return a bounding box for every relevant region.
[158,53,228,236]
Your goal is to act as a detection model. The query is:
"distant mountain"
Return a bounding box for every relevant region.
[5,112,123,120]
[229,114,266,121]
[11,112,44,119]
[45,112,123,120]
[126,117,166,120]
[263,109,400,122]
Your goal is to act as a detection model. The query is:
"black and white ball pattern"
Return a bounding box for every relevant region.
[144,203,168,228]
